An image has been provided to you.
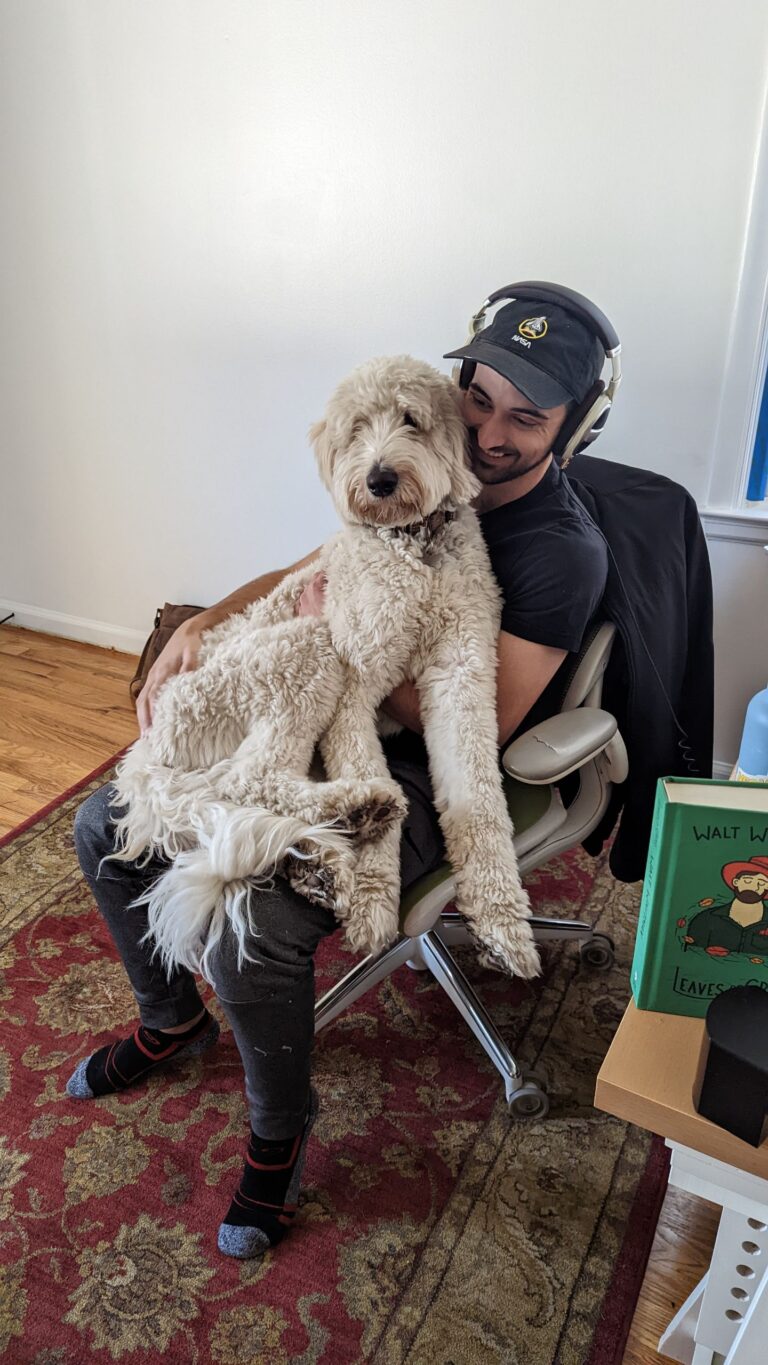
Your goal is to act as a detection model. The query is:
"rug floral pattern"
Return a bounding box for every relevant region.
[0,770,657,1364]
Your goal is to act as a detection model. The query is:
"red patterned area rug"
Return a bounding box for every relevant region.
[0,759,667,1365]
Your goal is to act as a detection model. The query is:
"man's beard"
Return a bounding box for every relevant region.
[468,430,550,485]
[733,889,766,905]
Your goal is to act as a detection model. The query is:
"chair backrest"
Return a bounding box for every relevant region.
[560,622,616,712]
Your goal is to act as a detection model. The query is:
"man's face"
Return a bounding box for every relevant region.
[460,363,569,485]
[732,872,768,904]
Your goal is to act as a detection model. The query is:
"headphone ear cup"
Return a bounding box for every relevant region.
[458,359,475,390]
[554,382,611,468]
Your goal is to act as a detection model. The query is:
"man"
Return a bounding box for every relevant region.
[684,857,768,956]
[68,294,608,1260]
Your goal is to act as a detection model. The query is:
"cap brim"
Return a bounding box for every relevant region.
[444,340,574,409]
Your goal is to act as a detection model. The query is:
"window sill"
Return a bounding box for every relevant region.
[701,507,768,545]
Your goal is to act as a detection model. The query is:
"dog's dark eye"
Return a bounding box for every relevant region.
[403,411,418,429]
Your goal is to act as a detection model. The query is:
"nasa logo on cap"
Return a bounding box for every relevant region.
[518,316,548,340]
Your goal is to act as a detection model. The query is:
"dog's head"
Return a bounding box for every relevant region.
[310,356,479,528]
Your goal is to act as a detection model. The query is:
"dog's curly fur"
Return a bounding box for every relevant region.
[110,356,540,982]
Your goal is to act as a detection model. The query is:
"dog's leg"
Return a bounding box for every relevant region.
[417,631,540,980]
[218,738,405,924]
[316,679,405,953]
[162,629,401,926]
[212,629,405,838]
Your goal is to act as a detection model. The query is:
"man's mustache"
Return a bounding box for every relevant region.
[468,430,519,460]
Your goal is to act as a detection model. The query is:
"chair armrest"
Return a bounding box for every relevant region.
[502,709,618,785]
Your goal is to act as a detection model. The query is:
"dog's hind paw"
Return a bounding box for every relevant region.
[284,853,337,909]
[305,776,406,845]
[345,789,406,843]
[283,843,354,915]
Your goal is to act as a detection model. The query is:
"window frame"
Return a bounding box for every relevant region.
[705,97,768,517]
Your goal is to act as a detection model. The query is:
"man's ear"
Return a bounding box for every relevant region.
[309,418,334,491]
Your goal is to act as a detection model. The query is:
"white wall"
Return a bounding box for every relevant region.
[1,1,768,761]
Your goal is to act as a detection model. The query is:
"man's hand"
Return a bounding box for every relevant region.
[134,546,324,735]
[296,572,327,618]
[136,612,215,734]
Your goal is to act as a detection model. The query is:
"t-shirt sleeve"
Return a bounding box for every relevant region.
[496,527,608,653]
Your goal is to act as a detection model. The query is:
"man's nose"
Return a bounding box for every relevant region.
[367,464,399,498]
[476,414,510,451]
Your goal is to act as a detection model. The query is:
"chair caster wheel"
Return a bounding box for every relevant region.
[508,1082,550,1121]
[580,933,615,972]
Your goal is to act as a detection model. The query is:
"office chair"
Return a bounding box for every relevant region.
[314,622,628,1121]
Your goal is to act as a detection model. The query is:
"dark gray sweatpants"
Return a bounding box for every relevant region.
[73,760,444,1139]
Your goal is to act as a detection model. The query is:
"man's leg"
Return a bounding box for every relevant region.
[68,763,444,1259]
[391,758,446,889]
[209,755,444,1258]
[67,782,339,1257]
[67,785,217,1098]
[204,881,337,1257]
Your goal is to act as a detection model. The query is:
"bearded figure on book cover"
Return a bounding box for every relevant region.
[682,857,768,959]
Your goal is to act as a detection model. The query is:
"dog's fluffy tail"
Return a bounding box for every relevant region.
[131,802,349,980]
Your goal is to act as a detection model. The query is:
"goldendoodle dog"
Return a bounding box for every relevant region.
[110,356,540,982]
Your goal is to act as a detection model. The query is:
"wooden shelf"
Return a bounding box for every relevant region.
[596,1000,768,1180]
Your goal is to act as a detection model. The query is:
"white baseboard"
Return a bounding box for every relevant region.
[0,599,146,654]
[0,601,749,777]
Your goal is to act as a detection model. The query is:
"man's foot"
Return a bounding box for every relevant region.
[65,1009,219,1099]
[217,1087,319,1260]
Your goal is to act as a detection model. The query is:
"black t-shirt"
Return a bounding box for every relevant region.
[384,459,608,765]
[481,458,607,652]
[480,458,608,733]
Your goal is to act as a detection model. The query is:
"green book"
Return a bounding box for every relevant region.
[631,777,768,1017]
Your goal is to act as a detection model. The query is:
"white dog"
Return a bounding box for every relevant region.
[111,357,540,982]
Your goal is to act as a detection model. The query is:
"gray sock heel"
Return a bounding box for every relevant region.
[217,1086,319,1260]
[65,1016,220,1100]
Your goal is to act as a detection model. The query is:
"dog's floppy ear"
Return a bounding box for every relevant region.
[309,418,335,492]
[440,392,480,506]
[450,441,481,506]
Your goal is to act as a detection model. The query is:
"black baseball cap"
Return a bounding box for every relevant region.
[444,299,605,409]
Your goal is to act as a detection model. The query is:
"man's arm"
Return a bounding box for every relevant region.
[382,630,566,747]
[136,546,322,732]
[199,547,322,622]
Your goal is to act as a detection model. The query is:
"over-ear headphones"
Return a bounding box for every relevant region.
[454,280,622,468]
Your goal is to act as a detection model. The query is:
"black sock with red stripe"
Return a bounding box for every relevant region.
[79,1010,216,1098]
[218,1088,319,1259]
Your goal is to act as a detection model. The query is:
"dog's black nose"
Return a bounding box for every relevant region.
[366,465,399,498]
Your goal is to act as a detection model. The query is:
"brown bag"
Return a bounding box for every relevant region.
[129,602,205,701]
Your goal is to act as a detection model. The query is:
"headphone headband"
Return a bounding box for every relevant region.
[482,280,620,354]
[459,279,622,468]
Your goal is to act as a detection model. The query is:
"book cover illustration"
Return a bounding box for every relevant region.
[631,778,768,1018]
[681,856,768,959]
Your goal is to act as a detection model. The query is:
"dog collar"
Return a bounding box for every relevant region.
[376,507,456,555]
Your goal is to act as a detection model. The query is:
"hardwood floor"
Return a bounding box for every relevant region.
[0,624,140,832]
[0,623,717,1359]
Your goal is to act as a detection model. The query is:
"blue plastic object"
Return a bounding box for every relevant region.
[736,683,768,781]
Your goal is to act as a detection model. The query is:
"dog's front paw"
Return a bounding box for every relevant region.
[456,864,540,980]
[472,918,541,981]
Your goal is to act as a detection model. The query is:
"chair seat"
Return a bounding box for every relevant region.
[399,774,565,936]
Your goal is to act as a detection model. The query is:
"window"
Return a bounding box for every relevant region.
[746,363,768,502]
